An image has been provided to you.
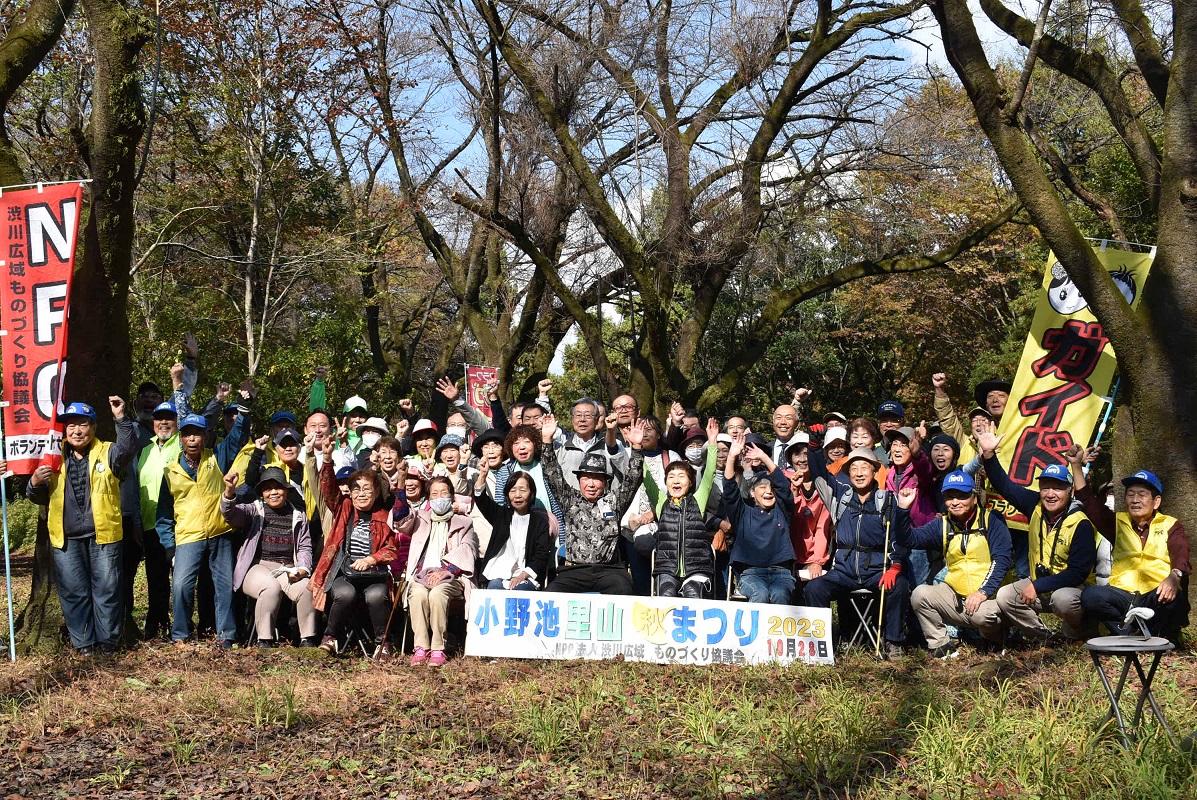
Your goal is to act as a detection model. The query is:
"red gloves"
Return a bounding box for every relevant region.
[878,563,902,591]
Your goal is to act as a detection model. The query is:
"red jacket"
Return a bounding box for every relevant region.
[310,459,397,610]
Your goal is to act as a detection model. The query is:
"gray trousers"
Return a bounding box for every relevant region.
[912,582,1003,649]
[994,579,1085,639]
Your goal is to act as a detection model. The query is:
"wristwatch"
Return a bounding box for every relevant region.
[1171,568,1184,580]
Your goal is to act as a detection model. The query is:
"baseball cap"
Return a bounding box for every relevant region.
[342,395,368,414]
[151,401,178,418]
[61,402,96,423]
[1038,464,1072,485]
[877,400,905,418]
[179,413,207,431]
[1121,470,1163,495]
[941,470,975,495]
[272,428,301,446]
[255,466,289,492]
[269,410,299,427]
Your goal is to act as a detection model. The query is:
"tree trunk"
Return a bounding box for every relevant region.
[22,0,148,650]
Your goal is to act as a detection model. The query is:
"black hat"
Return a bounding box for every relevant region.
[471,429,505,458]
[744,432,768,450]
[573,451,611,480]
[255,466,289,492]
[974,379,1013,409]
[137,381,162,396]
[927,433,960,458]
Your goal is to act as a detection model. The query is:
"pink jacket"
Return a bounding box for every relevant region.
[790,484,832,568]
[396,510,478,604]
[885,450,937,527]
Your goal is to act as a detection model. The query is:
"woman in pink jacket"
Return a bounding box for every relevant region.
[396,476,477,666]
[883,424,936,587]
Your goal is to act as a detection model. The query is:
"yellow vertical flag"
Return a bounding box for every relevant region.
[988,246,1154,529]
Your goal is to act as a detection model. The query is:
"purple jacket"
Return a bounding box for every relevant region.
[884,450,937,527]
[221,496,313,590]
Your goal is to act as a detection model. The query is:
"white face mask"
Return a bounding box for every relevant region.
[685,446,704,464]
[361,431,381,449]
[430,497,454,515]
[445,426,467,440]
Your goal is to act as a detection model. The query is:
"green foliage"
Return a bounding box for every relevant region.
[4,497,40,553]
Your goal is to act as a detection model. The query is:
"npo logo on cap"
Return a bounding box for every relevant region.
[1038,463,1072,484]
[1121,469,1164,495]
[941,470,975,494]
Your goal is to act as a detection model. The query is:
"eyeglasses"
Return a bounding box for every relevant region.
[349,486,374,495]
[613,403,636,411]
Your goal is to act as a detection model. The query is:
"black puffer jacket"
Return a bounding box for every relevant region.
[636,495,715,578]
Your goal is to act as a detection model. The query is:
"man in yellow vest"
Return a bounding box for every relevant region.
[1070,458,1191,641]
[156,411,250,648]
[896,470,1013,658]
[26,398,138,655]
[977,426,1097,642]
[134,400,181,640]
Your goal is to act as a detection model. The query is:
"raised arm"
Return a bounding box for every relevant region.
[976,423,1039,518]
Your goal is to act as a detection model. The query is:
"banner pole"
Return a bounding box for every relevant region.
[0,415,15,661]
[1085,376,1119,477]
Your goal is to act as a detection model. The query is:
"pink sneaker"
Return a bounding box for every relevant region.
[428,650,447,667]
[410,647,429,665]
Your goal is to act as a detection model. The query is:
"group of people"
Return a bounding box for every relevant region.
[19,343,1191,664]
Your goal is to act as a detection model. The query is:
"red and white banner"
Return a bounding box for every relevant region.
[0,182,83,475]
[464,364,498,422]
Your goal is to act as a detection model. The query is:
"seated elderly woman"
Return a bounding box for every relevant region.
[309,441,398,659]
[396,476,477,666]
[220,466,317,647]
[472,464,552,590]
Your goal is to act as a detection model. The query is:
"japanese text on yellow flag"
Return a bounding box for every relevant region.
[988,246,1154,530]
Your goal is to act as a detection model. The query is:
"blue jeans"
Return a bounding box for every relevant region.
[738,566,796,604]
[486,578,538,591]
[906,548,930,588]
[173,535,236,642]
[52,536,123,650]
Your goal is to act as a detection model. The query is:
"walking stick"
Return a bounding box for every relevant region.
[875,508,892,660]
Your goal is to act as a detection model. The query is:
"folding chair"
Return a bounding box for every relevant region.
[1086,607,1178,748]
[842,588,881,652]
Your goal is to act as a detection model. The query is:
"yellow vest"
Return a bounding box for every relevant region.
[941,510,997,597]
[230,441,282,482]
[48,441,123,549]
[1109,513,1175,594]
[163,451,231,544]
[1027,506,1090,581]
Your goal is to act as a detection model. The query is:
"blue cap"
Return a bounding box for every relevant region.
[61,402,96,422]
[1038,463,1072,485]
[179,413,207,431]
[877,400,904,418]
[272,428,300,446]
[1122,469,1163,495]
[269,410,298,427]
[941,470,975,495]
[334,465,355,481]
[152,401,177,418]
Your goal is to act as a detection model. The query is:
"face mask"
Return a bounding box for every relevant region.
[445,426,467,440]
[430,497,454,515]
[685,446,704,464]
[361,431,381,449]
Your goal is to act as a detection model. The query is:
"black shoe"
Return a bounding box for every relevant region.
[97,642,119,656]
[930,641,960,660]
[298,636,320,648]
[882,642,904,660]
[216,639,236,650]
[254,639,276,649]
[75,645,95,657]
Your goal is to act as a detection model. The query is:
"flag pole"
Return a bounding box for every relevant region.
[1085,376,1119,477]
[0,414,16,661]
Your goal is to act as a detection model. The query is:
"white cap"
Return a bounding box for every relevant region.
[823,427,848,446]
[411,418,439,437]
[355,416,389,434]
[342,395,368,413]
